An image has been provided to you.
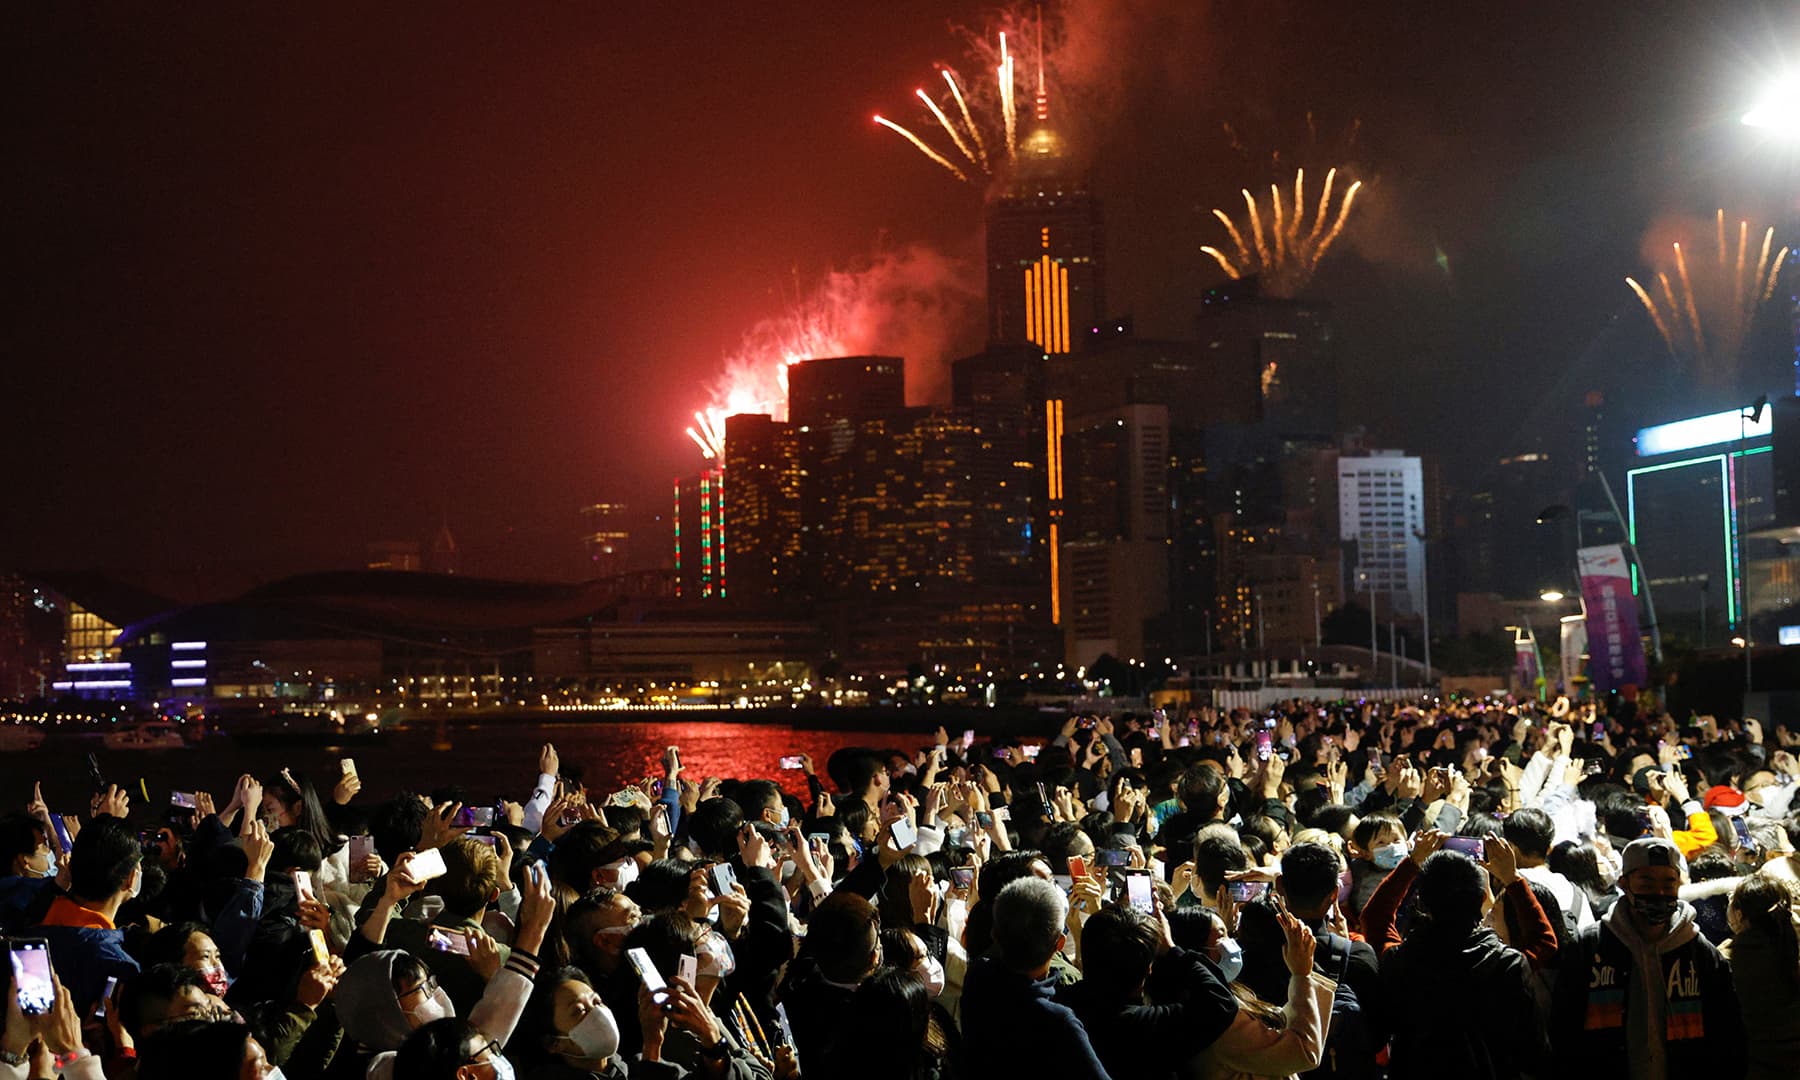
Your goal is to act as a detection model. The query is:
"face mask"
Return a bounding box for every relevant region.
[25,850,55,879]
[597,859,639,891]
[128,864,143,898]
[772,804,791,828]
[1629,893,1679,927]
[1372,842,1410,870]
[201,965,232,998]
[779,860,797,882]
[265,1069,287,1080]
[911,955,946,998]
[488,1054,516,1080]
[407,987,453,1026]
[565,1004,621,1060]
[1214,935,1245,983]
[697,931,736,979]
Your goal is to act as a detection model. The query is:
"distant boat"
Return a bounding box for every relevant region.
[224,708,389,748]
[101,721,189,751]
[0,726,46,751]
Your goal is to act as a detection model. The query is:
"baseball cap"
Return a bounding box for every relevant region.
[1619,836,1681,877]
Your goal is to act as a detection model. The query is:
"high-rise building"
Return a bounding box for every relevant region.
[579,503,630,580]
[1196,278,1337,438]
[786,356,905,431]
[722,414,803,605]
[1338,451,1427,616]
[673,468,727,600]
[985,98,1104,353]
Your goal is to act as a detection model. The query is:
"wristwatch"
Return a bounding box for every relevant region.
[0,1047,26,1067]
[698,1038,731,1061]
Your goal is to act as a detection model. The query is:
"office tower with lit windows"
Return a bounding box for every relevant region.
[1196,277,1337,438]
[723,414,804,605]
[786,355,906,431]
[985,98,1104,353]
[1339,451,1427,617]
[579,502,630,579]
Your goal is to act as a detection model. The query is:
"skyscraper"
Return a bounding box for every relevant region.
[579,502,630,579]
[1338,451,1427,616]
[985,93,1103,353]
[722,414,803,605]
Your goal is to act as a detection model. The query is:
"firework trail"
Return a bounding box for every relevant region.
[1625,209,1789,386]
[872,19,1048,181]
[1201,167,1364,296]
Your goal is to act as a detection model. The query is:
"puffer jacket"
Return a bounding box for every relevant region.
[1378,923,1547,1079]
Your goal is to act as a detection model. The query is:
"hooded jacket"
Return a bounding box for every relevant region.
[1550,897,1747,1080]
[328,946,542,1080]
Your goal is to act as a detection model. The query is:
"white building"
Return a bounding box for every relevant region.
[1337,450,1425,616]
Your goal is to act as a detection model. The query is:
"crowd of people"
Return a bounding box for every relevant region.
[1,695,1798,1080]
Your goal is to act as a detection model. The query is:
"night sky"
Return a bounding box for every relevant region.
[8,3,1798,590]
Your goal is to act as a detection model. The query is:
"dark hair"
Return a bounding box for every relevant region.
[118,964,207,1040]
[735,779,784,819]
[837,800,873,845]
[437,837,503,919]
[805,891,881,984]
[370,795,429,866]
[1077,907,1160,1000]
[69,815,141,901]
[393,1016,482,1080]
[142,921,215,969]
[136,1020,254,1080]
[547,821,620,892]
[1179,766,1227,820]
[1501,808,1556,859]
[1548,840,1613,898]
[829,967,930,1080]
[1729,875,1798,988]
[1351,812,1403,856]
[270,825,324,873]
[1038,822,1090,873]
[626,857,696,913]
[1279,842,1344,911]
[621,911,704,982]
[684,798,744,859]
[1414,850,1487,935]
[0,813,46,867]
[845,754,889,798]
[522,965,594,1056]
[264,768,339,855]
[1688,849,1737,883]
[877,854,934,929]
[1193,834,1249,896]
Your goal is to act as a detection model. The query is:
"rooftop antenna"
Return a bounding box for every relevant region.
[1034,4,1049,121]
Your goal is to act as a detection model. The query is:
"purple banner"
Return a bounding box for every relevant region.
[1578,544,1648,692]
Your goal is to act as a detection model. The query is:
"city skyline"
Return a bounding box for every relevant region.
[8,3,1799,585]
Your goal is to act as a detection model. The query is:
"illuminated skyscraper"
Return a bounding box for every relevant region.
[579,502,630,579]
[985,100,1103,353]
[723,414,803,605]
[673,468,726,600]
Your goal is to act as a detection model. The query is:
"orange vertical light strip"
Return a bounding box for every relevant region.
[1050,261,1063,353]
[1054,399,1064,498]
[1049,522,1061,624]
[1045,399,1058,497]
[1051,266,1065,354]
[1040,256,1054,351]
[1025,267,1039,346]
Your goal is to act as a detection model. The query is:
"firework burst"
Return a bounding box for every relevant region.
[1200,167,1364,297]
[873,19,1048,182]
[1625,209,1789,386]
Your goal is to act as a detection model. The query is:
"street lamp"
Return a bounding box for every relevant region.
[1742,76,1800,136]
[1540,590,1565,603]
[1738,395,1768,695]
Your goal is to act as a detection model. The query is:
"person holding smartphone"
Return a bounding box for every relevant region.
[30,816,144,1016]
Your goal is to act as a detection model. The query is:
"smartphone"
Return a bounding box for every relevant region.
[1067,855,1088,880]
[9,940,54,1016]
[677,953,698,987]
[1366,748,1381,770]
[944,827,969,849]
[710,862,738,896]
[348,835,376,883]
[1021,745,1041,760]
[1255,730,1274,762]
[961,729,975,749]
[994,746,1012,760]
[292,869,317,904]
[1263,716,1278,730]
[1123,868,1156,915]
[950,867,974,890]
[1585,760,1604,776]
[778,755,805,770]
[627,947,672,1008]
[428,927,472,955]
[308,927,331,965]
[467,832,498,848]
[170,791,197,810]
[407,847,448,882]
[1677,745,1693,760]
[1036,782,1051,810]
[1444,836,1485,860]
[455,806,495,828]
[48,814,73,855]
[773,1002,796,1048]
[1732,816,1754,847]
[1098,848,1132,868]
[95,975,119,1018]
[1228,880,1270,903]
[974,811,994,829]
[890,818,918,851]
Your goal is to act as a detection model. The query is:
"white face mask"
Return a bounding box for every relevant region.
[697,931,736,979]
[596,859,639,891]
[25,849,55,879]
[406,986,453,1027]
[128,864,143,898]
[911,955,946,997]
[264,1069,287,1080]
[489,1055,516,1080]
[564,1004,620,1060]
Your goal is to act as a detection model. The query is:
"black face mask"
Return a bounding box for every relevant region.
[1629,893,1678,926]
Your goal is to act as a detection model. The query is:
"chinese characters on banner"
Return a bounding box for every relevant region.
[1577,544,1648,692]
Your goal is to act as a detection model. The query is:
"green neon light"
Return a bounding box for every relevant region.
[1624,443,1770,628]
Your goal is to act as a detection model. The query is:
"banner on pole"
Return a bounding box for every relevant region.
[1560,614,1588,694]
[1577,544,1648,692]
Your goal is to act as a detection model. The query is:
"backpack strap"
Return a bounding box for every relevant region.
[1331,932,1353,984]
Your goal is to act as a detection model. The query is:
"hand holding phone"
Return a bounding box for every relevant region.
[889,818,918,851]
[9,939,55,1016]
[709,862,738,896]
[407,847,448,882]
[1122,868,1156,915]
[778,755,805,770]
[428,927,472,955]
[627,947,672,1010]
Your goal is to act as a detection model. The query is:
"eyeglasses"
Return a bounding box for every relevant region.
[463,1037,501,1066]
[399,974,441,1003]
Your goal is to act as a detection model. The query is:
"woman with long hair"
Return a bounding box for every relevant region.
[1186,907,1329,1080]
[264,766,365,946]
[1720,874,1800,1080]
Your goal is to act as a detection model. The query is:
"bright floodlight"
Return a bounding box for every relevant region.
[1742,77,1800,135]
[1540,590,1565,602]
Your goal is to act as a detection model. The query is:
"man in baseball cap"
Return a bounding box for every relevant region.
[1551,836,1746,1079]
